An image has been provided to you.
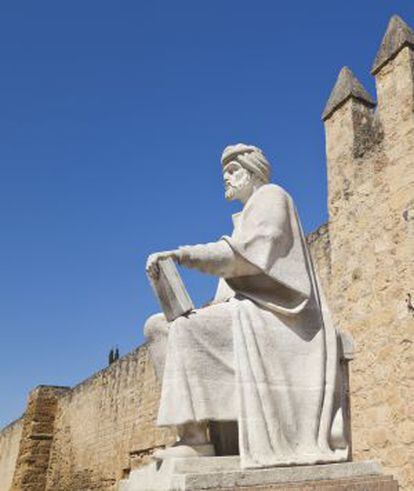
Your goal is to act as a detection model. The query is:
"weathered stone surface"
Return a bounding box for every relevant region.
[44,345,176,491]
[119,458,386,490]
[11,385,70,491]
[0,418,23,491]
[320,13,414,491]
[219,476,399,490]
[306,224,331,291]
[372,15,414,74]
[322,67,375,121]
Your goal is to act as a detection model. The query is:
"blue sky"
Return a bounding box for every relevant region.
[1,1,413,427]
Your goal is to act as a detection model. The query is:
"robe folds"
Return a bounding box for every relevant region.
[150,184,348,468]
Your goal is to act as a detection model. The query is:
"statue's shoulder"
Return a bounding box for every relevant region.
[245,185,292,215]
[254,183,291,202]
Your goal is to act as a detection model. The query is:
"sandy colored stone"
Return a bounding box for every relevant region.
[317,18,414,489]
[372,15,414,74]
[45,346,176,490]
[322,67,375,121]
[0,419,23,491]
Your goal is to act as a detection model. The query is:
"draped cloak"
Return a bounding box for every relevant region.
[155,184,348,468]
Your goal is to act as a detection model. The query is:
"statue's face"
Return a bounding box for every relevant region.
[223,161,252,202]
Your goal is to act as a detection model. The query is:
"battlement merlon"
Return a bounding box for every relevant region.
[322,67,378,220]
[371,15,414,75]
[323,15,414,126]
[372,15,414,140]
[322,66,375,122]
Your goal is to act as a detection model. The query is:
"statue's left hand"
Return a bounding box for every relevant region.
[146,250,180,279]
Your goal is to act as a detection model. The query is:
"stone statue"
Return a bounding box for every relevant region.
[145,144,349,469]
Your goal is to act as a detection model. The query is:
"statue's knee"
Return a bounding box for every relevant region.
[169,315,194,341]
[144,313,168,339]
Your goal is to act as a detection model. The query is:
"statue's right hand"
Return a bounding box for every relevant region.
[146,250,179,279]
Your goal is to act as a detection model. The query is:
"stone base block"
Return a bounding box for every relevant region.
[118,457,398,490]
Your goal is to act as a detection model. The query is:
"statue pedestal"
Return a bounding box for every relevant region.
[118,457,398,490]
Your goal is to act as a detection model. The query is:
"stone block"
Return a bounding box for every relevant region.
[118,458,397,491]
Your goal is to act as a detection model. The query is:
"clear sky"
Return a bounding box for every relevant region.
[1,1,413,428]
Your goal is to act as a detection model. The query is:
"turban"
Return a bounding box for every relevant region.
[221,143,271,183]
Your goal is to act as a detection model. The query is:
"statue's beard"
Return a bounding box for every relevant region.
[225,175,251,201]
[225,186,236,200]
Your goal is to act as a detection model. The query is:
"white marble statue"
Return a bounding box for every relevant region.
[145,143,348,469]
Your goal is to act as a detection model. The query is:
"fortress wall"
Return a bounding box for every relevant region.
[11,386,70,491]
[323,26,414,489]
[45,344,175,491]
[0,419,23,491]
[326,106,413,489]
[306,223,332,298]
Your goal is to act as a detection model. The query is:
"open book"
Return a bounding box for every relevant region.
[148,257,195,321]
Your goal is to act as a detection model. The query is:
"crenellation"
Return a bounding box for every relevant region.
[321,14,414,490]
[372,15,414,76]
[375,47,414,140]
[322,66,376,122]
[323,67,382,220]
[372,17,414,156]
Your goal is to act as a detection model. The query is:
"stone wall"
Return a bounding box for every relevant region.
[45,344,175,491]
[321,17,414,489]
[0,419,23,491]
[306,223,331,297]
[11,386,70,491]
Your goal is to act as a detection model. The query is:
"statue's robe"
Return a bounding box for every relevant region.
[147,184,348,468]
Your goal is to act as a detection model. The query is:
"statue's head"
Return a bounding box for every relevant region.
[221,143,271,202]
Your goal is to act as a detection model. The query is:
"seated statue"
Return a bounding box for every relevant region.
[145,143,349,469]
